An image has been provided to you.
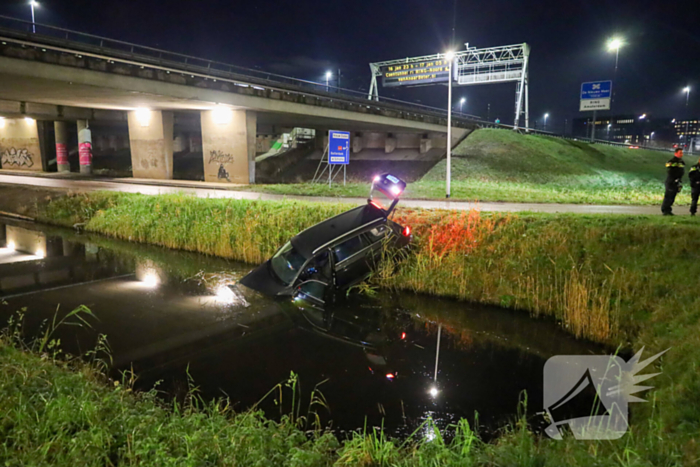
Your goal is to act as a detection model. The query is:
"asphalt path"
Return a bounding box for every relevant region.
[0,173,664,215]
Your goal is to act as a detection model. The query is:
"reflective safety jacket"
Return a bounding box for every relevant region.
[689,163,700,189]
[665,156,685,184]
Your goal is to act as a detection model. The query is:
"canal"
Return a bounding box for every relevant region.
[0,219,604,439]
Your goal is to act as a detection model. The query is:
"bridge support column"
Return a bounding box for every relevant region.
[200,109,256,184]
[127,110,174,179]
[0,118,43,172]
[77,120,93,175]
[54,121,70,173]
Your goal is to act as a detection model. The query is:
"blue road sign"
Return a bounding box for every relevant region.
[328,130,350,165]
[580,81,612,100]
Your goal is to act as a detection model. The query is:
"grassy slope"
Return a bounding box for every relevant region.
[29,191,700,464]
[240,129,688,205]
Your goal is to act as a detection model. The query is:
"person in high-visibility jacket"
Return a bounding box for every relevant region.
[661,148,685,216]
[689,157,700,216]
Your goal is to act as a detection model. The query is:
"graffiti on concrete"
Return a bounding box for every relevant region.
[140,158,159,169]
[217,164,231,182]
[209,150,234,165]
[1,147,34,168]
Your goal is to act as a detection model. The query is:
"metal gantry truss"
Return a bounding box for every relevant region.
[368,43,530,129]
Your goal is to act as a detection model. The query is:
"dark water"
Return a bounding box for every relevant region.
[0,219,605,439]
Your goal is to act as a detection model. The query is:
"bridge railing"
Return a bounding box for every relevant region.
[0,15,492,126]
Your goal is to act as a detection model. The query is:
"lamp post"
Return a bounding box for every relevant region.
[459,97,466,115]
[30,1,38,33]
[444,50,454,199]
[683,87,691,149]
[607,37,624,139]
[544,113,549,131]
[325,71,331,92]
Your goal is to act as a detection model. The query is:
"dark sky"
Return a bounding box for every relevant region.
[2,0,699,132]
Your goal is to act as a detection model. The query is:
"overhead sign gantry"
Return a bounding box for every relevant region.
[368,43,530,129]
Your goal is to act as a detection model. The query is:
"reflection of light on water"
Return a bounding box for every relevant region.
[6,241,15,251]
[141,273,160,288]
[212,285,249,307]
[216,286,235,301]
[34,248,45,258]
[429,386,439,398]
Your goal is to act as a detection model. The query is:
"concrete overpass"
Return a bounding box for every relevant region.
[0,16,479,183]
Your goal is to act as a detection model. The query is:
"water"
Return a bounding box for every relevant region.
[0,219,604,439]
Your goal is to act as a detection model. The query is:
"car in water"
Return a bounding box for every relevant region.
[238,174,412,306]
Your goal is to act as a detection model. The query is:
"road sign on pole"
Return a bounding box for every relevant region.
[580,81,612,111]
[328,130,350,165]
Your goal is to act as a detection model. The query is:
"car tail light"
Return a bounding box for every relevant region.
[370,200,384,211]
[402,226,411,237]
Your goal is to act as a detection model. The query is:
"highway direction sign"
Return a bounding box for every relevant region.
[580,81,612,111]
[328,130,350,165]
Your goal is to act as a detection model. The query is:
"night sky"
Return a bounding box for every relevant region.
[1,0,699,133]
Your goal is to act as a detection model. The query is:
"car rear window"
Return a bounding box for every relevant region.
[270,241,306,285]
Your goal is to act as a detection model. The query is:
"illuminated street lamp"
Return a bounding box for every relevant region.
[29,1,38,33]
[607,37,624,72]
[459,97,466,115]
[444,50,455,198]
[325,71,332,91]
[544,113,549,131]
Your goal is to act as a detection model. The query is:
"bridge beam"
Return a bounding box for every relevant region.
[127,110,174,180]
[200,109,256,184]
[0,117,43,172]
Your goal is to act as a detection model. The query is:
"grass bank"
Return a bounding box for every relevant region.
[26,191,700,464]
[239,128,686,206]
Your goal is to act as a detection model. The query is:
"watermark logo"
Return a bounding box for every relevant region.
[543,347,668,440]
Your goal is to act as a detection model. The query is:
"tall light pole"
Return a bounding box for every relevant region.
[325,71,331,92]
[607,37,624,140]
[544,113,549,131]
[459,97,466,115]
[683,86,691,149]
[30,1,38,33]
[444,50,454,199]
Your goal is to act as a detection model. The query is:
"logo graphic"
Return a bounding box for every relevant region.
[543,347,667,440]
[592,83,601,90]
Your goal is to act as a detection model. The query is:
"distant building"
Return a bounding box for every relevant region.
[572,115,680,148]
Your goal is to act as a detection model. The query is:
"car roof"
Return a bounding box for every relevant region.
[291,204,386,258]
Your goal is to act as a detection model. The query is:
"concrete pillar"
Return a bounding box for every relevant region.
[420,135,432,154]
[127,110,174,179]
[352,132,364,153]
[0,118,42,171]
[200,109,256,184]
[385,134,397,153]
[54,121,70,172]
[77,120,92,175]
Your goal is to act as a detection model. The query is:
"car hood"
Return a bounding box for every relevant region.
[238,260,291,297]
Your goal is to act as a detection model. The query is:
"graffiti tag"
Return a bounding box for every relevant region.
[209,150,234,165]
[217,164,231,182]
[1,147,34,168]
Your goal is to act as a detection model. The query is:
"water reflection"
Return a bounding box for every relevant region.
[0,219,607,439]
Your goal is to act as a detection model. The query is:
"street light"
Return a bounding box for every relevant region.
[325,71,332,91]
[459,97,466,115]
[683,87,691,148]
[444,50,455,199]
[29,1,38,34]
[544,113,549,131]
[607,37,624,72]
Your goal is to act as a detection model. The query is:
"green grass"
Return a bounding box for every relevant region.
[27,192,700,464]
[237,128,691,205]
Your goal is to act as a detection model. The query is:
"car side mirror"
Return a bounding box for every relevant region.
[293,280,328,307]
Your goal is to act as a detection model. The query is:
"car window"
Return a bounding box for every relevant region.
[332,235,368,263]
[270,241,306,285]
[297,280,327,301]
[365,226,389,244]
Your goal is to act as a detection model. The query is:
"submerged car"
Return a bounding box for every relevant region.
[238,174,412,305]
